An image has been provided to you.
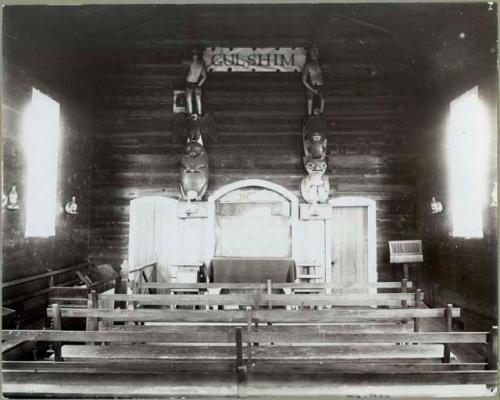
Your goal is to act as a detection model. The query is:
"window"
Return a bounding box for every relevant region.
[24,88,60,237]
[447,86,488,238]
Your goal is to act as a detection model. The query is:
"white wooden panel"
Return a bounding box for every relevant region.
[129,197,178,284]
[331,206,368,284]
[177,218,208,265]
[215,215,291,257]
[296,219,325,266]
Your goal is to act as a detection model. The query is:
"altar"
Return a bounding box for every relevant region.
[209,257,296,283]
[128,179,377,286]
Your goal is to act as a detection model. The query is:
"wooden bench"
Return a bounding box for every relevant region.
[2,321,497,397]
[2,292,496,397]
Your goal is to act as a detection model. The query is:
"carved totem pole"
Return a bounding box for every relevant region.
[300,44,330,205]
[178,49,217,202]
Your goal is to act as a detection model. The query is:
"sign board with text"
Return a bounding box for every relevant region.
[204,47,307,72]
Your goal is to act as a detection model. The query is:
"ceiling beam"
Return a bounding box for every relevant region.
[329,13,398,37]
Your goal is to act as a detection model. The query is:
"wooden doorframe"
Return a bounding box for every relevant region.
[328,196,378,283]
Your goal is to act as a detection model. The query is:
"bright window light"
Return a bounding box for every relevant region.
[24,88,60,237]
[447,86,488,239]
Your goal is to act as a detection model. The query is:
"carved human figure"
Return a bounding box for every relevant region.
[179,141,209,201]
[185,49,207,116]
[300,157,329,204]
[302,44,325,115]
[303,114,328,159]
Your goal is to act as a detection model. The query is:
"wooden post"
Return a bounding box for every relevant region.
[236,327,247,396]
[487,326,498,370]
[401,278,408,309]
[86,291,98,335]
[403,263,409,281]
[443,304,453,363]
[414,289,422,332]
[246,309,253,363]
[266,279,272,310]
[114,276,125,310]
[152,263,158,294]
[51,304,62,362]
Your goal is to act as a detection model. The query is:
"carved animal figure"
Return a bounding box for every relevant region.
[300,157,330,204]
[179,142,209,201]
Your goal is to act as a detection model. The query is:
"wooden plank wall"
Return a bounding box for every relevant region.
[414,71,498,330]
[1,12,95,324]
[411,6,498,329]
[90,47,418,281]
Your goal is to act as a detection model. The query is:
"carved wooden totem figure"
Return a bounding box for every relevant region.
[179,141,209,201]
[302,44,325,115]
[303,114,328,159]
[185,49,207,116]
[300,157,330,204]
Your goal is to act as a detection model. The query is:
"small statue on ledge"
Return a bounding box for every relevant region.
[300,157,330,204]
[179,141,209,201]
[185,49,207,116]
[302,44,324,116]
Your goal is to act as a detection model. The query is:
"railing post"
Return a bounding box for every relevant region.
[51,303,62,361]
[266,279,272,310]
[413,289,422,332]
[236,327,247,396]
[114,276,125,310]
[403,263,409,281]
[401,278,408,308]
[86,290,98,341]
[246,309,253,363]
[443,304,453,363]
[487,326,498,370]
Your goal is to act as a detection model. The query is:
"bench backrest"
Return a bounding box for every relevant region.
[131,280,414,293]
[47,305,459,324]
[99,292,423,308]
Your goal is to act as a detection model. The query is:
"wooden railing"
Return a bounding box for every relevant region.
[2,261,92,307]
[128,260,157,294]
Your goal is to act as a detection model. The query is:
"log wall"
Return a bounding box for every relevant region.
[414,72,498,329]
[1,13,95,324]
[90,51,419,281]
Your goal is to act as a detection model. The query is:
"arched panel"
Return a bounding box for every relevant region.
[207,179,299,263]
